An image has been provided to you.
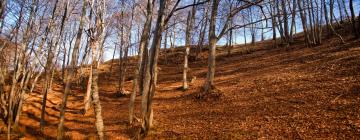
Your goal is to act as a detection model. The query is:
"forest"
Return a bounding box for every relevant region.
[0,0,360,139]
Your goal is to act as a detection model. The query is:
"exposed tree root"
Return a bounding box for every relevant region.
[196,85,223,101]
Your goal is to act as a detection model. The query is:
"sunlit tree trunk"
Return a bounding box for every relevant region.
[40,0,60,133]
[57,0,85,139]
[127,3,137,125]
[203,0,219,93]
[141,0,167,136]
[137,0,153,99]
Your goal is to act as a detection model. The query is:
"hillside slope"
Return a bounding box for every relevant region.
[1,33,360,139]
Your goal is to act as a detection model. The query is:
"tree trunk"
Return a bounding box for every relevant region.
[0,0,7,34]
[289,0,297,43]
[138,0,153,97]
[196,5,209,59]
[349,0,358,37]
[269,0,277,47]
[329,0,334,24]
[129,78,136,124]
[84,65,92,114]
[91,45,104,140]
[164,30,168,64]
[298,0,310,47]
[141,0,166,136]
[281,0,289,43]
[341,0,350,21]
[307,0,316,43]
[228,25,233,55]
[14,69,31,127]
[118,16,124,93]
[40,0,60,133]
[324,0,345,43]
[275,0,285,43]
[244,27,247,46]
[336,0,343,22]
[87,1,106,139]
[203,0,219,93]
[108,44,117,76]
[183,1,196,90]
[57,0,85,139]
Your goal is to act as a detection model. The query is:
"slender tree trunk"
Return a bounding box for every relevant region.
[12,0,38,131]
[244,27,247,46]
[108,44,117,75]
[90,43,104,140]
[307,0,316,43]
[275,0,285,43]
[40,0,60,133]
[196,6,208,59]
[228,25,233,55]
[8,45,22,140]
[289,0,297,43]
[140,0,166,136]
[170,25,176,52]
[323,0,331,38]
[30,69,42,93]
[84,65,92,114]
[281,0,289,43]
[330,0,334,24]
[57,0,85,139]
[164,30,168,64]
[138,0,153,97]
[227,4,233,55]
[314,0,323,44]
[129,77,137,124]
[269,0,277,47]
[324,0,345,42]
[14,69,32,127]
[298,0,310,47]
[349,0,358,37]
[118,22,124,93]
[341,0,350,21]
[336,0,343,22]
[0,0,7,34]
[203,0,219,93]
[86,1,106,139]
[183,1,196,90]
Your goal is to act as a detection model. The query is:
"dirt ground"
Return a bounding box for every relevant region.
[1,33,360,139]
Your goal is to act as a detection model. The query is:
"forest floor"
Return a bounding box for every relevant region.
[1,31,360,139]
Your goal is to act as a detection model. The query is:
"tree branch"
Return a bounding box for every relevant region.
[217,0,264,40]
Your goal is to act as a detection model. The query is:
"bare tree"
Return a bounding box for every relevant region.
[196,3,209,59]
[57,0,86,139]
[323,0,345,43]
[87,0,107,139]
[203,0,263,93]
[39,0,60,133]
[183,0,196,90]
[349,0,358,38]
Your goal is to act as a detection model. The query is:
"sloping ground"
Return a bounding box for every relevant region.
[1,34,360,139]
